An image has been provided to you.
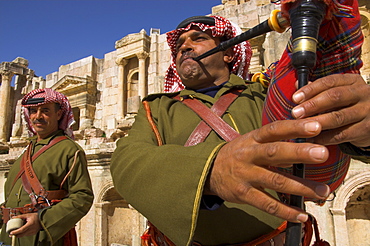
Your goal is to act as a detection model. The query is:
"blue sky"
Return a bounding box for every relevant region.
[1,0,221,79]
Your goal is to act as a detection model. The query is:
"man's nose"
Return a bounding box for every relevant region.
[35,110,43,119]
[179,39,194,53]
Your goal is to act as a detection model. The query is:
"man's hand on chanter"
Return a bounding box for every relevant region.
[204,119,331,223]
[292,73,370,148]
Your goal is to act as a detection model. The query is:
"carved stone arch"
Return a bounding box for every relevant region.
[94,180,145,246]
[330,171,370,246]
[97,181,117,202]
[359,9,370,28]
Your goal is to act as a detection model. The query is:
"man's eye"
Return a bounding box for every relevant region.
[195,36,207,41]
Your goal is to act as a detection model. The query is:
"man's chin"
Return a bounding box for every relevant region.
[32,126,46,132]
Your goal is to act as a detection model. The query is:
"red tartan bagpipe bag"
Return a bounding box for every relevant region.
[262,0,364,202]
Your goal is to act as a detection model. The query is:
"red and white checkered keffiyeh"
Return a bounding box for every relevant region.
[21,88,75,138]
[164,15,252,92]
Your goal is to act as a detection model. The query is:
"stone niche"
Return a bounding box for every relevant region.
[115,29,150,127]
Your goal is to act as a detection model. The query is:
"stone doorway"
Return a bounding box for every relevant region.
[72,107,80,131]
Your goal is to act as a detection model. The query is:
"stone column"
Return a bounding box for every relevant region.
[116,58,128,119]
[331,208,350,246]
[11,100,23,140]
[0,70,14,142]
[136,52,148,100]
[94,202,109,246]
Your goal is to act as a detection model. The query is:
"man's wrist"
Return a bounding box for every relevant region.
[339,142,370,157]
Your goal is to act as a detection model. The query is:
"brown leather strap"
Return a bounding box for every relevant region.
[11,136,68,190]
[47,190,68,200]
[22,142,53,206]
[1,198,66,224]
[1,206,37,224]
[33,136,68,161]
[21,144,39,205]
[174,90,242,144]
[176,88,243,146]
[11,136,68,206]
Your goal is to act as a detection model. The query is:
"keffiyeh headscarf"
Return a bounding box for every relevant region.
[21,88,75,138]
[164,15,252,92]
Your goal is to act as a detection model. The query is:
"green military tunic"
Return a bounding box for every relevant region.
[0,130,94,246]
[111,74,284,245]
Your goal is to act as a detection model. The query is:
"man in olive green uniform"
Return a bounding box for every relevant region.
[111,15,370,245]
[0,88,93,246]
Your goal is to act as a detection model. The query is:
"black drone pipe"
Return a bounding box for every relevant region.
[285,0,326,245]
[193,10,289,62]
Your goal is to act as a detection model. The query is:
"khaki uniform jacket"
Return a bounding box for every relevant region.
[0,130,94,246]
[111,75,284,245]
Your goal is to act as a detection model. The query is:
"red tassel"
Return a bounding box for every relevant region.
[63,227,78,246]
[313,239,330,246]
[310,214,331,246]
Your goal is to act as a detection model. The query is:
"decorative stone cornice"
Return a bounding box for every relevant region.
[0,61,34,77]
[330,208,346,216]
[115,29,150,49]
[136,51,149,60]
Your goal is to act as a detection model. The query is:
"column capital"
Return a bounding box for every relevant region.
[116,57,128,66]
[0,70,14,80]
[330,208,346,216]
[136,51,149,60]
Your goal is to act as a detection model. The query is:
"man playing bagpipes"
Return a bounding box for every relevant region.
[0,88,94,246]
[111,0,370,245]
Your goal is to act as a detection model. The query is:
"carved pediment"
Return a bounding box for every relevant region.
[52,75,97,95]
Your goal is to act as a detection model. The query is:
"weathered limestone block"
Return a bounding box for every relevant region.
[0,143,9,155]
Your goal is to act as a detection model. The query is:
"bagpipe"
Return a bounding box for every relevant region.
[193,0,363,245]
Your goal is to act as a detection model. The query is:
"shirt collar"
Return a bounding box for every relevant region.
[30,129,65,146]
[179,74,247,100]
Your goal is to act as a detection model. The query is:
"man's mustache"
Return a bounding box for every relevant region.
[32,119,47,124]
[179,51,199,64]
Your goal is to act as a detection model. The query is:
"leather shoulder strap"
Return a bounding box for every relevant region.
[15,136,68,197]
[174,88,242,145]
[21,144,39,205]
[32,136,68,162]
[11,136,68,188]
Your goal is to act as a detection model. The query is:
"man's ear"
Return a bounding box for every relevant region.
[223,47,234,64]
[56,109,63,121]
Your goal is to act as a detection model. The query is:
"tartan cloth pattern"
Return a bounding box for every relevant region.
[262,0,363,195]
